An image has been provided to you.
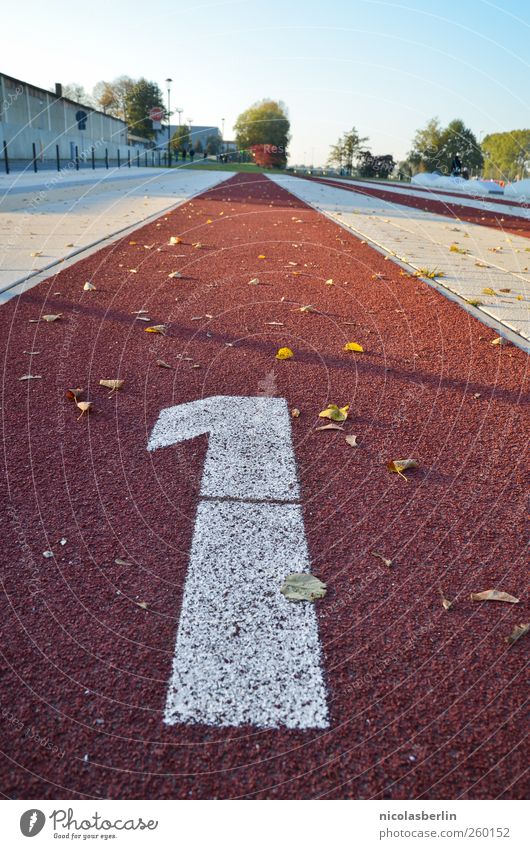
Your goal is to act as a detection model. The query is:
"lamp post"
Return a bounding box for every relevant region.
[175,107,183,127]
[187,118,193,156]
[166,77,172,167]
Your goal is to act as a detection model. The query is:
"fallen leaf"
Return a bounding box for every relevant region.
[266,321,284,326]
[143,244,155,250]
[343,342,364,352]
[114,558,133,566]
[280,573,327,602]
[474,261,490,268]
[128,269,138,273]
[135,601,149,610]
[30,250,43,257]
[156,359,174,369]
[466,298,483,306]
[499,288,511,293]
[319,404,349,422]
[482,287,497,296]
[298,304,315,313]
[75,400,93,419]
[193,242,203,249]
[248,277,261,285]
[168,271,182,279]
[505,623,530,645]
[386,458,419,480]
[83,281,96,291]
[41,314,63,322]
[132,310,149,315]
[19,374,42,381]
[168,236,182,245]
[439,589,454,611]
[470,589,519,604]
[291,408,301,418]
[345,434,358,447]
[491,336,506,346]
[325,278,334,285]
[275,347,294,360]
[65,388,84,401]
[145,325,167,335]
[371,551,392,568]
[258,254,266,259]
[129,240,137,245]
[99,379,124,393]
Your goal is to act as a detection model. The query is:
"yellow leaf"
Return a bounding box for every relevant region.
[482,287,497,296]
[275,347,294,360]
[258,254,266,259]
[168,236,182,245]
[343,342,364,353]
[318,404,349,422]
[145,325,167,335]
[325,278,334,285]
[470,589,519,604]
[291,408,301,418]
[386,458,419,480]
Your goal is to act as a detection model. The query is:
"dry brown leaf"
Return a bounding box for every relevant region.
[248,277,260,285]
[439,589,454,611]
[387,459,419,480]
[371,551,393,568]
[470,589,519,604]
[65,387,84,401]
[114,558,133,566]
[168,236,182,245]
[156,359,174,369]
[315,423,344,431]
[505,623,530,645]
[491,336,506,346]
[83,281,96,291]
[345,434,358,447]
[135,601,149,610]
[99,379,124,393]
[168,271,182,279]
[280,573,327,602]
[291,408,301,418]
[41,314,63,322]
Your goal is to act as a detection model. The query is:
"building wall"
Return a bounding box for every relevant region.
[0,73,132,161]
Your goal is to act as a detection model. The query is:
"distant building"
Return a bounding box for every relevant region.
[154,124,222,153]
[0,72,136,163]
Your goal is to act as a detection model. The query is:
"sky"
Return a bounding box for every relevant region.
[3,0,529,165]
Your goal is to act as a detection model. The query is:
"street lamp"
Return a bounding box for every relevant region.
[175,107,183,127]
[187,118,193,155]
[166,78,172,167]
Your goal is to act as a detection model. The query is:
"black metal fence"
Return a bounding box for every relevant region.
[2,142,166,175]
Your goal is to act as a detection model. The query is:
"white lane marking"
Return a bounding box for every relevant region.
[148,396,328,729]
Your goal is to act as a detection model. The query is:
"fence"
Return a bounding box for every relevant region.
[1,141,169,175]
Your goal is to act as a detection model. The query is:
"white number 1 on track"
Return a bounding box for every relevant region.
[148,396,329,729]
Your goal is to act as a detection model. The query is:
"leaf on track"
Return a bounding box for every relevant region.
[291,408,301,418]
[115,558,133,566]
[280,573,327,602]
[371,551,392,568]
[275,347,293,360]
[248,277,260,285]
[145,325,167,335]
[156,359,174,369]
[439,589,454,610]
[75,400,93,419]
[315,423,344,431]
[482,287,497,296]
[505,623,529,645]
[319,404,349,422]
[386,459,419,480]
[65,388,84,401]
[19,374,42,381]
[192,242,203,249]
[470,589,519,604]
[168,271,182,279]
[325,278,334,285]
[168,236,182,245]
[99,379,124,393]
[30,250,43,257]
[83,281,96,291]
[135,601,149,610]
[343,342,364,352]
[345,434,358,447]
[35,314,62,323]
[491,336,506,346]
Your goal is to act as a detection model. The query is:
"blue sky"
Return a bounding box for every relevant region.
[3,0,529,164]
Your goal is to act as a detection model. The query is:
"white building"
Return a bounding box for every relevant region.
[0,73,137,164]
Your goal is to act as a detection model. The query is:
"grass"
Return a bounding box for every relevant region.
[175,162,289,175]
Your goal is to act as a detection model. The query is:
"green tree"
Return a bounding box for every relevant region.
[234,99,290,163]
[407,117,483,175]
[125,78,164,139]
[205,133,222,155]
[327,127,369,174]
[171,125,191,152]
[93,76,134,120]
[481,130,530,181]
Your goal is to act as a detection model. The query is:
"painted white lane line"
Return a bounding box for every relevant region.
[268,174,530,349]
[148,396,328,729]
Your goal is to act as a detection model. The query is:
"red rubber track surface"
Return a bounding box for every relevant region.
[335,178,524,209]
[300,175,530,239]
[0,173,528,800]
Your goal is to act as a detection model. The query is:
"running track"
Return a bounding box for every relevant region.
[1,173,527,799]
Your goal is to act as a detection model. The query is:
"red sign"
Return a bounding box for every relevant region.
[149,107,165,122]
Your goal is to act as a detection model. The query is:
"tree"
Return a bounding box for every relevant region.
[93,76,134,120]
[125,78,164,139]
[234,99,290,165]
[358,151,396,179]
[481,130,530,181]
[62,83,93,107]
[171,125,191,152]
[205,133,222,155]
[407,117,483,175]
[327,127,369,175]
